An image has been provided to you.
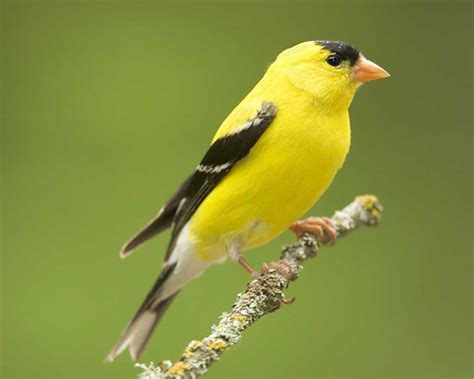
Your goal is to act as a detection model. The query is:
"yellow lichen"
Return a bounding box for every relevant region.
[232,314,247,323]
[189,340,203,350]
[182,350,193,359]
[215,323,225,330]
[371,209,381,218]
[207,340,227,351]
[182,340,203,358]
[168,361,190,375]
[355,194,379,210]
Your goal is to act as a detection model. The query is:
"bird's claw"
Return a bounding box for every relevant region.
[260,260,293,281]
[281,296,296,305]
[289,217,337,245]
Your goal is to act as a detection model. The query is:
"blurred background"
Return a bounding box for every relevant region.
[1,1,472,378]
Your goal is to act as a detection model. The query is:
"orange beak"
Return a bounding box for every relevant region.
[352,55,390,82]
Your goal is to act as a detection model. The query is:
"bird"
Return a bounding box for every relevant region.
[105,40,390,362]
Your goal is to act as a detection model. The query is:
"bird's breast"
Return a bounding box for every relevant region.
[189,102,351,261]
[241,107,351,234]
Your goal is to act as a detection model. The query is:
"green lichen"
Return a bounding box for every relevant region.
[136,195,383,379]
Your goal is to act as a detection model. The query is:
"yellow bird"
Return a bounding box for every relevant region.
[106,40,389,362]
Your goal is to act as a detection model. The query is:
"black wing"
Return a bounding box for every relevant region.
[120,101,277,259]
[166,101,277,259]
[120,174,194,257]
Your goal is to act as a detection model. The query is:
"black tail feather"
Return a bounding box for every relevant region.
[105,263,178,362]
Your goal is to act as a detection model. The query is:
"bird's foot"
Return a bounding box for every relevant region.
[237,256,260,278]
[289,217,337,245]
[260,261,295,305]
[260,260,293,281]
[238,257,295,305]
[281,296,296,305]
[239,256,294,284]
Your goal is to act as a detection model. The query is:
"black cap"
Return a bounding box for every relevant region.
[316,40,360,66]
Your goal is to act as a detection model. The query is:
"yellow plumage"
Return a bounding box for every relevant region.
[189,42,354,261]
[107,40,389,362]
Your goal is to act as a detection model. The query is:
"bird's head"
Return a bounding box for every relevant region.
[269,40,390,111]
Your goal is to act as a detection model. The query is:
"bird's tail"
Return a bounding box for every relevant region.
[105,263,179,362]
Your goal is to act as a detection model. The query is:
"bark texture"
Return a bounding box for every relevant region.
[137,195,383,379]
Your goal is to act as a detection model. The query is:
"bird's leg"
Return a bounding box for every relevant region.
[237,256,260,278]
[239,256,295,304]
[289,217,337,244]
[238,256,294,283]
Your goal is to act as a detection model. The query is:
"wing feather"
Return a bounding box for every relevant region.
[120,174,193,258]
[165,101,277,259]
[120,101,277,260]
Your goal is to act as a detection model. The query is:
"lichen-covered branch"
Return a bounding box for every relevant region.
[136,195,383,379]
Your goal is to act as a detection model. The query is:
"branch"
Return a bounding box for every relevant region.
[136,195,383,379]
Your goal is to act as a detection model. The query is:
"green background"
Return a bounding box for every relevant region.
[1,1,472,378]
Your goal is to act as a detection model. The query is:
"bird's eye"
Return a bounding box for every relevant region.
[326,55,342,67]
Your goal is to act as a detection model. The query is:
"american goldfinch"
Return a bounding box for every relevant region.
[106,40,389,362]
